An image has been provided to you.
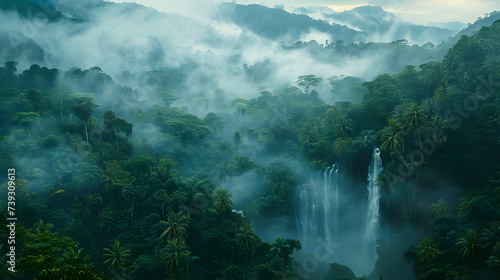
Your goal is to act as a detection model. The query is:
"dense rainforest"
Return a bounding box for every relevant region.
[0,1,499,280]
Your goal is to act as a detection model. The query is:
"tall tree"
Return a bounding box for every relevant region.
[417,238,439,264]
[213,189,233,215]
[333,115,353,140]
[71,93,98,144]
[154,189,169,220]
[161,241,190,276]
[296,74,320,95]
[457,229,483,265]
[235,224,260,250]
[160,211,188,242]
[404,102,427,162]
[430,198,450,217]
[299,124,318,145]
[425,116,450,148]
[103,240,131,271]
[12,112,42,138]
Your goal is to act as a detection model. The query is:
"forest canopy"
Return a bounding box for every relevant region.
[0,1,499,280]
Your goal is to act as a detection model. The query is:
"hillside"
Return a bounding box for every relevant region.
[0,1,499,280]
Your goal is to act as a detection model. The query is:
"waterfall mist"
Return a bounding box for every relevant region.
[294,148,384,277]
[363,148,384,274]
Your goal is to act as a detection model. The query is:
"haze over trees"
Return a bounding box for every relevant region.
[0,0,499,280]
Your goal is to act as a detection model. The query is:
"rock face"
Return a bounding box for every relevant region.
[323,263,358,280]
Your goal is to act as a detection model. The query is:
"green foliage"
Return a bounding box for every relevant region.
[160,211,189,242]
[296,74,320,94]
[235,224,260,250]
[269,238,301,264]
[430,198,451,217]
[103,240,131,271]
[213,189,233,215]
[417,238,440,263]
[322,263,357,280]
[162,241,188,271]
[457,229,483,265]
[0,12,499,280]
[103,110,133,140]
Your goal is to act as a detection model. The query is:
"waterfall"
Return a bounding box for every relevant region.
[297,164,339,248]
[332,164,339,242]
[323,167,331,244]
[364,148,383,263]
[295,151,383,276]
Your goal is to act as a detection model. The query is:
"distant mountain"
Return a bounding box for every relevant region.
[294,5,456,45]
[0,28,44,62]
[216,3,362,43]
[427,21,467,31]
[450,11,500,40]
[0,0,70,22]
[344,5,395,20]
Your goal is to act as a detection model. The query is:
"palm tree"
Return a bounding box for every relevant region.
[426,116,450,148]
[404,103,427,161]
[232,156,258,175]
[443,50,459,73]
[62,247,84,260]
[417,238,439,263]
[457,66,480,92]
[299,124,318,145]
[213,189,233,215]
[380,122,408,167]
[103,240,131,271]
[457,229,483,265]
[235,224,260,250]
[160,211,188,242]
[268,167,297,199]
[333,138,351,156]
[430,198,450,217]
[423,63,443,96]
[434,80,454,100]
[57,246,84,266]
[161,241,190,275]
[481,54,499,75]
[391,105,406,124]
[31,219,55,238]
[481,222,500,251]
[380,125,404,154]
[216,161,233,182]
[101,160,131,191]
[421,98,440,118]
[333,115,353,139]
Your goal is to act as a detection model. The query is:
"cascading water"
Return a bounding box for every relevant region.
[364,148,383,266]
[332,166,339,241]
[295,151,383,276]
[297,164,339,248]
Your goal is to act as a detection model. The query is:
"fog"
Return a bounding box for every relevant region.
[0,0,453,119]
[0,1,488,278]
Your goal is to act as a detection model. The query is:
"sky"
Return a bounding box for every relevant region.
[110,0,499,25]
